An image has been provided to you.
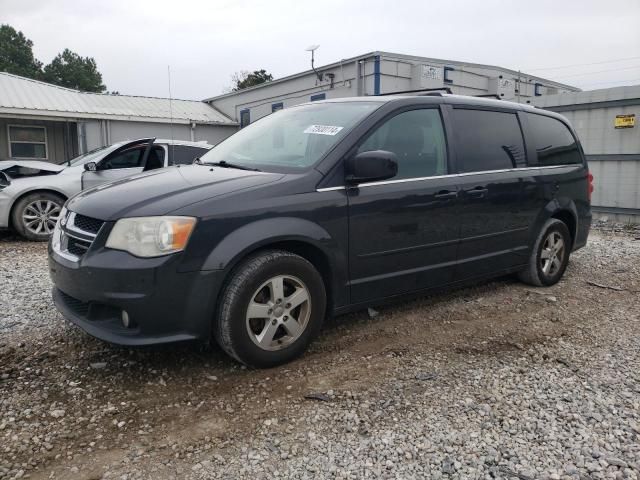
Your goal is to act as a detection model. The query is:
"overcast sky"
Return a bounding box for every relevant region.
[2,0,639,100]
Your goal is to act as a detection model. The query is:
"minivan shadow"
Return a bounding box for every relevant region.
[72,273,521,375]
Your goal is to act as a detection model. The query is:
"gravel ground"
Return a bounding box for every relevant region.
[0,227,639,480]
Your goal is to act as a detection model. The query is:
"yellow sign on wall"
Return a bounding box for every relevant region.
[615,114,635,129]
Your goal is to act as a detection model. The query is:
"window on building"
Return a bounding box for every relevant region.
[8,125,47,159]
[452,109,526,173]
[525,113,582,166]
[240,109,251,128]
[310,93,326,101]
[272,102,284,113]
[357,108,448,179]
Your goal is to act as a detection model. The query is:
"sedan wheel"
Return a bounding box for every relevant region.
[12,192,66,241]
[22,199,62,236]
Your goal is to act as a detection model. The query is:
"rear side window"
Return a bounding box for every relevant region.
[452,109,526,173]
[357,108,448,179]
[170,145,209,165]
[525,113,582,166]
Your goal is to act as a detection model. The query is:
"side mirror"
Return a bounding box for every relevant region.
[0,171,10,188]
[84,162,97,172]
[345,150,398,185]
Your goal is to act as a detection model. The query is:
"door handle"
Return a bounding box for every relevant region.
[465,187,489,197]
[434,190,458,200]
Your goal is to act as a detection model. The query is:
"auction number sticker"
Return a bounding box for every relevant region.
[304,125,344,136]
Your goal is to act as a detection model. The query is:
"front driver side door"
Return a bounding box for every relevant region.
[81,140,159,190]
[347,107,460,304]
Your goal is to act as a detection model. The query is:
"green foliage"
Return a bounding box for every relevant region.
[0,24,43,78]
[43,49,106,92]
[0,24,107,92]
[231,69,274,91]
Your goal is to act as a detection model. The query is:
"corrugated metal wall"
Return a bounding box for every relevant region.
[535,86,640,223]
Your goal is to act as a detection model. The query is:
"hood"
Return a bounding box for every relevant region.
[0,160,65,177]
[67,165,284,220]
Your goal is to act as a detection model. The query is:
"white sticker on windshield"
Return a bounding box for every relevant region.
[304,125,344,136]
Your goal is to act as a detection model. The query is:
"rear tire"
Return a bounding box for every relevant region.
[12,192,65,241]
[214,250,326,368]
[518,218,571,287]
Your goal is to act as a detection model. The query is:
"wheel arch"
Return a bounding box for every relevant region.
[204,217,347,314]
[9,188,68,228]
[534,198,579,249]
[550,209,577,248]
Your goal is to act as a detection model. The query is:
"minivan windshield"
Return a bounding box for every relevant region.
[198,102,380,172]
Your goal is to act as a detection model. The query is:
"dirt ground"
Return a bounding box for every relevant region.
[0,229,639,479]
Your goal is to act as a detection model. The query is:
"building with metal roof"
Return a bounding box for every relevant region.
[0,72,237,164]
[205,50,580,126]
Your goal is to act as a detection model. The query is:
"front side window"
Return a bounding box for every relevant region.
[8,125,47,159]
[525,113,582,166]
[199,102,380,172]
[452,109,526,173]
[357,108,448,179]
[100,146,145,170]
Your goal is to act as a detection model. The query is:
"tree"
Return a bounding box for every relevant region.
[230,69,273,91]
[0,24,42,78]
[43,49,106,93]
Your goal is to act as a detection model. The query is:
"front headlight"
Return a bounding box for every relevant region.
[106,216,196,257]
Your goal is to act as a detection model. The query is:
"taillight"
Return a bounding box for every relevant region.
[587,170,594,201]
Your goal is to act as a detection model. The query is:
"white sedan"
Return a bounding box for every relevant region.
[0,138,212,240]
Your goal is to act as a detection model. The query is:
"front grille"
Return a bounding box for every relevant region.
[59,291,90,317]
[55,210,102,261]
[73,214,104,235]
[67,236,91,257]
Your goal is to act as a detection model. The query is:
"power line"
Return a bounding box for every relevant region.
[523,56,640,72]
[575,77,640,88]
[551,64,640,80]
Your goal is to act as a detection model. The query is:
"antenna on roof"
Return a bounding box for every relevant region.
[305,45,323,82]
[167,66,175,159]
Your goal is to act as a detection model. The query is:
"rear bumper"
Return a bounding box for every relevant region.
[49,247,224,346]
[573,209,592,251]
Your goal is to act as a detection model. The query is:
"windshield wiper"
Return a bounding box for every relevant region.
[203,160,260,172]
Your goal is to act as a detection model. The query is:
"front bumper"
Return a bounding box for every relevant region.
[49,245,224,346]
[0,190,11,228]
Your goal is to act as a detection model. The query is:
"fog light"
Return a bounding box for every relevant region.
[121,310,130,328]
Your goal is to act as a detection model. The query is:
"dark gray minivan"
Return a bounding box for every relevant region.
[49,94,592,367]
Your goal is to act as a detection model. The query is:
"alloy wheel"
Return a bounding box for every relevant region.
[540,231,565,277]
[245,275,312,351]
[22,200,62,235]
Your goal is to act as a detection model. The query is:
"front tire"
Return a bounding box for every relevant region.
[12,192,65,241]
[518,218,571,287]
[214,250,326,368]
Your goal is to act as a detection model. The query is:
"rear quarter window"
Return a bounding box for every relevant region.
[525,113,582,166]
[452,109,526,173]
[169,145,210,165]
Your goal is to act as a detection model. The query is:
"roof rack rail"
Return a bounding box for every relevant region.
[474,94,502,100]
[378,87,453,97]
